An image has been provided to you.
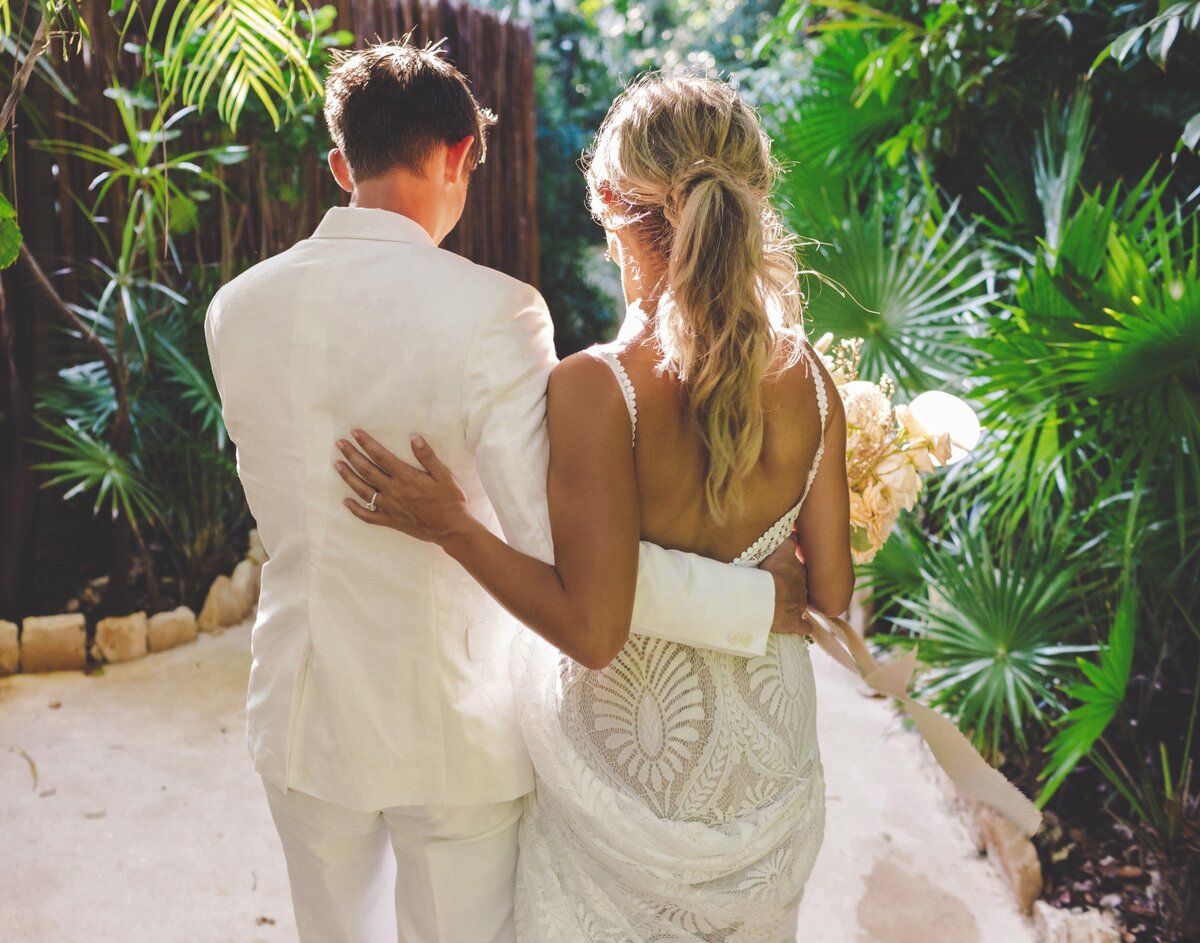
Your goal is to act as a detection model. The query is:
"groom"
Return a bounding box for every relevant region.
[205,41,809,943]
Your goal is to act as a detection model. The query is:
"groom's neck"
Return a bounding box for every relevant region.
[349,172,444,244]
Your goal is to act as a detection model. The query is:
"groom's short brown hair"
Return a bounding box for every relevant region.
[324,40,497,182]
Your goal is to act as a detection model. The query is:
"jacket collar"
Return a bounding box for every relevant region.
[311,206,436,246]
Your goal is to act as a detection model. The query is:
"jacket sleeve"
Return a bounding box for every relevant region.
[462,284,773,658]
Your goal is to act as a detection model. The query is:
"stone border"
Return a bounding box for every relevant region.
[0,531,265,677]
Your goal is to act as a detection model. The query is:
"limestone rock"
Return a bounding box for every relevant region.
[21,614,87,672]
[0,620,19,675]
[230,559,261,614]
[247,529,267,565]
[974,802,1043,914]
[1033,901,1121,943]
[198,576,244,633]
[91,612,148,663]
[148,607,198,652]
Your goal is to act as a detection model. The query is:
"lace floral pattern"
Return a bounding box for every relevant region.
[513,343,830,941]
[515,632,825,942]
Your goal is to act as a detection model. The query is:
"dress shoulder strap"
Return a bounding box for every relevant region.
[797,342,830,505]
[593,348,637,447]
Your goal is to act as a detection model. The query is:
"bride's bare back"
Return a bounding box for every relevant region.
[564,329,853,616]
[622,336,826,543]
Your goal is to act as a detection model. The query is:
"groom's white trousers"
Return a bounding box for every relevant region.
[263,779,523,943]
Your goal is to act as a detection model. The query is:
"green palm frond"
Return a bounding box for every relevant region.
[38,360,117,435]
[34,91,246,363]
[1033,90,1092,257]
[1037,586,1136,808]
[147,0,323,131]
[879,517,1099,760]
[34,419,163,526]
[966,180,1200,539]
[156,334,227,448]
[802,193,996,395]
[0,1,319,135]
[763,32,906,228]
[977,90,1092,260]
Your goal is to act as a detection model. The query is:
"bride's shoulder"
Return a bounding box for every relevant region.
[551,342,641,399]
[551,345,622,386]
[547,348,634,429]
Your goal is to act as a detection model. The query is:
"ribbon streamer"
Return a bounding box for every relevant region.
[804,610,1044,838]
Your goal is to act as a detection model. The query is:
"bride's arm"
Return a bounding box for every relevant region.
[793,364,855,616]
[461,352,640,667]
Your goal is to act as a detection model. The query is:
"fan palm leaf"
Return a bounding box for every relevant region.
[34,419,162,526]
[966,179,1200,540]
[803,193,996,395]
[1037,585,1137,808]
[879,516,1099,760]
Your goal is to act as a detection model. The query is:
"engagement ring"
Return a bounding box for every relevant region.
[367,491,379,512]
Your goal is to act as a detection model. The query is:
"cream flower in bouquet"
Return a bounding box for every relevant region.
[813,334,979,564]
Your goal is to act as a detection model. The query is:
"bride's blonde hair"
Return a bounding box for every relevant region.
[586,73,804,517]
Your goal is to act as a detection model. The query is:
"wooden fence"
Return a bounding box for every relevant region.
[0,0,539,619]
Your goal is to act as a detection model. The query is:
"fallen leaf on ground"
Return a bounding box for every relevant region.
[10,747,37,790]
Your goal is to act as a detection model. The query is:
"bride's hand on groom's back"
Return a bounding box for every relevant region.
[335,430,473,545]
[759,536,810,635]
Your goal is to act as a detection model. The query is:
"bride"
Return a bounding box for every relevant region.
[336,73,852,940]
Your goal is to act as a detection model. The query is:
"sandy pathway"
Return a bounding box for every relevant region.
[0,622,1035,942]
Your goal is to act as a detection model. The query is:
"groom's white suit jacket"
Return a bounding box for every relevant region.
[206,207,774,812]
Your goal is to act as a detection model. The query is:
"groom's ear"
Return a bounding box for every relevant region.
[443,135,475,185]
[328,148,354,193]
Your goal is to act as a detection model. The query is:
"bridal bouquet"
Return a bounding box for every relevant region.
[812,334,980,564]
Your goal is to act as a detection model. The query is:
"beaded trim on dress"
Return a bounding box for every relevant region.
[595,349,638,447]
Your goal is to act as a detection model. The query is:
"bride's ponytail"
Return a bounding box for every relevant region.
[587,74,803,517]
[662,163,774,513]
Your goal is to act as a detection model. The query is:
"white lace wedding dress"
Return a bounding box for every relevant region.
[513,344,830,942]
